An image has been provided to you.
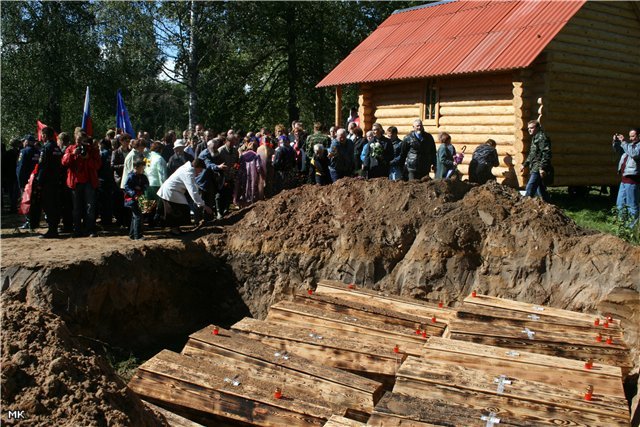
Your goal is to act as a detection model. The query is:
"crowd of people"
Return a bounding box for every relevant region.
[2,117,501,240]
[3,115,636,240]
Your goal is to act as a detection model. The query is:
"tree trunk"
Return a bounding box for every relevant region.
[285,2,299,125]
[44,1,62,131]
[188,0,199,131]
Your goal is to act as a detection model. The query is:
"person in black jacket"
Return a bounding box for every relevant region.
[35,127,63,238]
[469,139,499,184]
[352,127,366,177]
[363,123,393,179]
[387,126,403,181]
[400,119,436,180]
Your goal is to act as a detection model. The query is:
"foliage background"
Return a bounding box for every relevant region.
[1,1,422,142]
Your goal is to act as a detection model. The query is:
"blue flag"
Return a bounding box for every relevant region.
[81,86,93,137]
[116,89,135,137]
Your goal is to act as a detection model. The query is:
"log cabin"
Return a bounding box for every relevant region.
[317,0,640,187]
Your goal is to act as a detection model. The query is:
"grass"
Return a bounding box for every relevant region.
[549,187,639,244]
[105,350,142,383]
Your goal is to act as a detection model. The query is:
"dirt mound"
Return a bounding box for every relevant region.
[216,178,639,354]
[0,296,166,426]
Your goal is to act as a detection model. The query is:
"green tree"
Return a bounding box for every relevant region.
[1,1,98,139]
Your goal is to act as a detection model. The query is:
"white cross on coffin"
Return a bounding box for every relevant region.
[494,375,512,394]
[522,328,536,339]
[481,412,501,426]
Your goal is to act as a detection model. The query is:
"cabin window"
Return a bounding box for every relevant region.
[424,81,439,123]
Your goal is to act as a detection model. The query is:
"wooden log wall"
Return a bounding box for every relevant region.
[541,0,640,186]
[366,73,520,185]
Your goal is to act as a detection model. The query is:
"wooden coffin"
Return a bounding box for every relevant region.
[446,317,632,368]
[462,294,623,331]
[314,280,455,322]
[129,349,333,427]
[181,325,383,416]
[367,392,532,427]
[394,356,629,425]
[292,293,447,335]
[423,337,625,399]
[232,317,404,381]
[266,300,427,357]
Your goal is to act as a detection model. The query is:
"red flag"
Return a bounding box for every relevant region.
[36,120,58,142]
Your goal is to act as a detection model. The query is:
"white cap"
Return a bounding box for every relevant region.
[174,139,185,148]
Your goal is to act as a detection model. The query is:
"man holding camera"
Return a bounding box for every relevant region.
[62,131,101,237]
[612,128,640,226]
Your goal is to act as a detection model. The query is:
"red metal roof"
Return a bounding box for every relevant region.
[317,0,585,87]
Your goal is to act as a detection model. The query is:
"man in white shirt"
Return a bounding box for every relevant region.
[157,158,212,235]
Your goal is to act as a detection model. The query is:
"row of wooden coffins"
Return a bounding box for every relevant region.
[129,279,632,426]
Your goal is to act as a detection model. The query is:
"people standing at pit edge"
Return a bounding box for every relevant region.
[35,127,63,238]
[124,159,149,240]
[61,131,101,237]
[612,128,640,227]
[469,139,499,185]
[436,132,456,179]
[401,119,436,180]
[521,120,552,202]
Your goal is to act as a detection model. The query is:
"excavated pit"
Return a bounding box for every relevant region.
[2,178,639,424]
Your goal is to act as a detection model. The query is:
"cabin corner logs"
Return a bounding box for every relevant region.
[347,1,640,188]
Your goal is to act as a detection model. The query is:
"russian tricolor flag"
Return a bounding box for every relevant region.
[81,86,93,137]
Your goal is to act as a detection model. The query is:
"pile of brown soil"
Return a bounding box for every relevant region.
[0,297,166,426]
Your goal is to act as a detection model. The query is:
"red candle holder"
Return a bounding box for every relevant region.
[471,290,477,298]
[595,333,602,342]
[606,314,613,322]
[307,288,313,295]
[584,385,593,401]
[274,387,282,399]
[212,326,219,335]
[606,336,613,345]
[393,344,399,353]
[603,320,609,328]
[348,283,355,290]
[438,301,444,308]
[584,358,593,370]
[593,318,600,326]
[431,316,437,323]
[415,324,422,335]
[422,331,427,339]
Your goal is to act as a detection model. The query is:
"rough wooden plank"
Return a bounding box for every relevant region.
[370,392,530,426]
[397,357,629,420]
[463,294,621,327]
[322,415,365,427]
[188,326,381,395]
[424,338,625,399]
[448,318,628,349]
[182,326,383,413]
[315,280,455,321]
[457,302,624,337]
[449,332,632,368]
[142,399,205,427]
[231,318,401,377]
[129,350,331,426]
[393,378,628,427]
[293,293,447,332]
[426,337,622,378]
[267,301,427,356]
